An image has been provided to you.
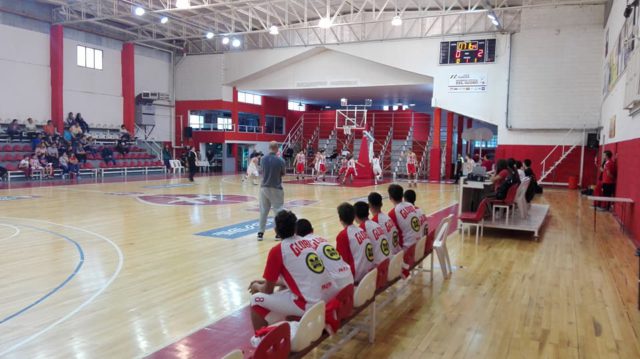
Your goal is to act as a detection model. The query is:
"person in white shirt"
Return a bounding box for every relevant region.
[404,150,418,187]
[342,155,363,185]
[387,184,421,268]
[516,160,526,181]
[368,192,402,255]
[243,155,261,185]
[372,153,383,183]
[354,201,392,265]
[403,189,430,257]
[293,150,306,180]
[335,202,375,283]
[313,150,327,181]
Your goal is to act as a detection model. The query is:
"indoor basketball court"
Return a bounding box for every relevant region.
[1,0,640,358]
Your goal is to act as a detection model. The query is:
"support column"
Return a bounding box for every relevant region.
[231,143,238,174]
[121,43,135,133]
[445,112,454,179]
[232,86,239,130]
[457,115,464,157]
[429,108,442,181]
[50,25,64,133]
[466,118,473,154]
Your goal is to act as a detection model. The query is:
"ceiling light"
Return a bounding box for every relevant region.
[134,6,145,16]
[392,105,399,111]
[487,13,496,20]
[325,106,331,109]
[409,104,416,107]
[318,17,332,29]
[232,38,241,48]
[391,15,402,26]
[206,32,214,39]
[269,25,279,35]
[491,19,500,26]
[176,0,191,9]
[222,37,230,45]
[160,16,169,24]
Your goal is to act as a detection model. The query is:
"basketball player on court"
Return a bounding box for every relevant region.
[293,150,306,180]
[405,150,418,187]
[387,184,422,267]
[372,153,383,184]
[354,201,392,265]
[295,218,354,292]
[313,149,327,181]
[336,156,348,183]
[242,154,261,185]
[368,192,402,255]
[342,155,364,185]
[249,210,337,330]
[335,202,375,283]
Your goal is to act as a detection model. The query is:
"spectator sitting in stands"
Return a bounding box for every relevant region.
[31,133,43,151]
[29,154,44,179]
[63,128,73,142]
[25,118,38,139]
[68,153,80,178]
[76,145,87,164]
[35,143,47,158]
[57,139,69,156]
[43,120,57,138]
[65,112,75,128]
[6,119,22,142]
[101,146,116,165]
[58,152,69,176]
[46,143,59,167]
[83,136,97,155]
[0,164,7,181]
[75,113,89,133]
[39,153,54,179]
[19,155,31,179]
[119,125,131,141]
[69,123,83,138]
[116,140,130,157]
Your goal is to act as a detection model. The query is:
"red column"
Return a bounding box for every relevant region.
[466,118,473,154]
[429,108,442,181]
[457,115,464,157]
[121,43,135,133]
[232,87,239,131]
[445,112,454,179]
[50,25,64,132]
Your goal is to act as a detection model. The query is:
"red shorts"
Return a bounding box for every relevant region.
[339,167,346,175]
[319,164,326,172]
[346,168,356,177]
[296,163,305,173]
[407,163,416,175]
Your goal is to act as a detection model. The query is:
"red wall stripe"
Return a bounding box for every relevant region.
[121,43,135,133]
[50,25,64,132]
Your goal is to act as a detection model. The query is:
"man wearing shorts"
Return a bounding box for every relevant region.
[257,141,286,241]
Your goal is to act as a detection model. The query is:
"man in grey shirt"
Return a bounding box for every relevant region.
[257,141,286,241]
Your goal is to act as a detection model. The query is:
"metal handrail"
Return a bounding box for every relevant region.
[540,127,575,176]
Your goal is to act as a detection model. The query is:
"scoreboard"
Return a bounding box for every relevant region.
[439,39,496,65]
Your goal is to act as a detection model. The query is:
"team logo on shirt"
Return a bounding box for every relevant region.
[380,239,390,256]
[323,245,341,261]
[306,253,325,273]
[411,217,420,232]
[392,232,399,248]
[365,243,374,262]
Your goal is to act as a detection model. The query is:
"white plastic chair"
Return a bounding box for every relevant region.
[354,268,377,308]
[221,349,243,359]
[290,301,325,352]
[513,178,531,219]
[433,214,454,279]
[387,250,404,282]
[413,236,427,264]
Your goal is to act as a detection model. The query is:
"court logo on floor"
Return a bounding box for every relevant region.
[137,194,255,206]
[0,195,39,201]
[196,218,274,239]
[245,199,318,212]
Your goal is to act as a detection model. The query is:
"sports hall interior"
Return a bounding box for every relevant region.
[0,0,639,358]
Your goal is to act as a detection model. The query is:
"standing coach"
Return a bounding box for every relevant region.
[257,141,286,241]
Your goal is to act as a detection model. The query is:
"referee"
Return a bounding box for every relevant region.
[257,141,286,241]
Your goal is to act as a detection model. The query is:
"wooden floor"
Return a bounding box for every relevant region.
[0,174,638,359]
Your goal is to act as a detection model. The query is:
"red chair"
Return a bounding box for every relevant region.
[6,164,17,171]
[459,198,489,245]
[2,144,11,152]
[376,258,390,291]
[83,162,94,169]
[490,184,519,223]
[21,144,30,152]
[12,154,23,161]
[12,144,22,152]
[251,322,291,359]
[1,154,11,161]
[99,162,108,168]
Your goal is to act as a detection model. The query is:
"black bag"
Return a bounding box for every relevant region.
[496,170,518,200]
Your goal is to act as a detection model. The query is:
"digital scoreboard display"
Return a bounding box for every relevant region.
[439,39,496,65]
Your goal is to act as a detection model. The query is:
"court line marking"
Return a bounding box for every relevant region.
[0,224,20,242]
[0,217,124,356]
[0,224,85,325]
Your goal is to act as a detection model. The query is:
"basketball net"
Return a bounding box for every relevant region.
[343,126,353,136]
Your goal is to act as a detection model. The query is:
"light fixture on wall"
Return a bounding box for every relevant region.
[269,25,279,35]
[134,6,145,16]
[160,16,169,24]
[222,36,230,45]
[206,32,214,39]
[340,98,348,106]
[232,38,241,48]
[176,0,191,9]
[391,15,402,26]
[318,17,332,29]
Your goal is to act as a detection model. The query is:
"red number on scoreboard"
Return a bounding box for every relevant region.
[478,49,484,58]
[455,50,461,59]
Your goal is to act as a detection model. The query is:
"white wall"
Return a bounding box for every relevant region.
[175,54,224,101]
[63,31,123,128]
[0,24,50,123]
[600,0,640,145]
[135,46,173,141]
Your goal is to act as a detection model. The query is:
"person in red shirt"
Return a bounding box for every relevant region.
[335,202,375,283]
[249,210,336,330]
[599,150,617,211]
[481,154,493,173]
[490,159,510,193]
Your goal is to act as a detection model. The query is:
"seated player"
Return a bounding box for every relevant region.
[248,210,337,330]
[295,219,354,291]
[353,201,392,265]
[294,150,306,180]
[368,192,402,255]
[387,184,421,251]
[403,189,430,252]
[335,203,375,283]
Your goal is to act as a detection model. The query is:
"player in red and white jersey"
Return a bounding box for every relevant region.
[335,202,375,283]
[336,157,348,183]
[249,211,336,330]
[367,192,402,255]
[342,155,363,185]
[354,201,392,265]
[295,219,354,291]
[387,184,421,250]
[372,153,383,184]
[313,149,327,181]
[403,189,430,256]
[293,150,306,180]
[405,150,418,187]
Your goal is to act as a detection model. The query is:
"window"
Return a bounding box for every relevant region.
[238,112,260,132]
[77,45,103,70]
[217,117,232,131]
[471,135,498,148]
[238,91,262,105]
[265,116,285,134]
[288,101,306,111]
[189,110,233,131]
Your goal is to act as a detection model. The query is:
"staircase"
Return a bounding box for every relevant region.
[539,128,586,185]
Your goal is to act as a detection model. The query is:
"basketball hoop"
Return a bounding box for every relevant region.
[343,126,352,136]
